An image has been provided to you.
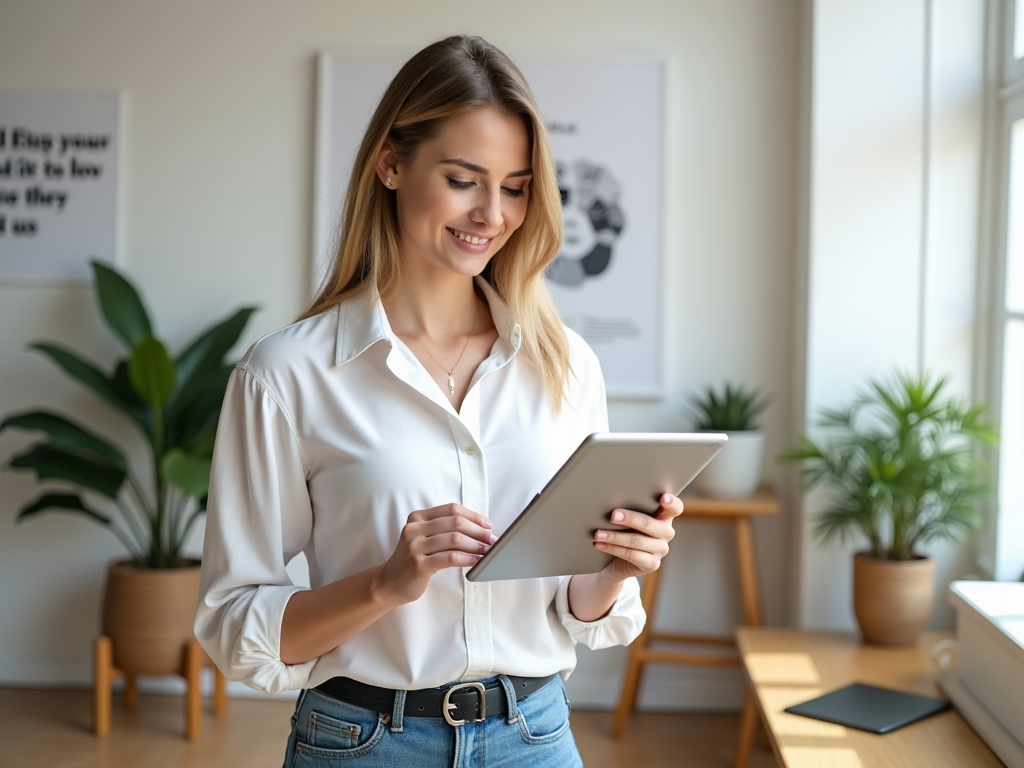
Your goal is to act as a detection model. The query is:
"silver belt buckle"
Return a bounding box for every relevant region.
[442,682,487,726]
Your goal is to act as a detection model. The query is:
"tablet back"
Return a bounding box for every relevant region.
[465,432,727,582]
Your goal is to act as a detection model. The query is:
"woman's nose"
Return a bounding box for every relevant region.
[472,188,503,228]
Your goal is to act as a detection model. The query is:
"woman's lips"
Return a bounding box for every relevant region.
[447,227,496,252]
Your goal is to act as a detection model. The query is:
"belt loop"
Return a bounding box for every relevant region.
[497,675,519,725]
[291,688,308,730]
[390,689,406,733]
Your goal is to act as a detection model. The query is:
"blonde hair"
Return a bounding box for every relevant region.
[299,35,570,408]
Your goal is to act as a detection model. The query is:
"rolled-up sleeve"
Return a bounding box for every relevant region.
[194,365,316,695]
[555,575,646,649]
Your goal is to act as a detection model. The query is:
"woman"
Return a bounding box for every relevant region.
[195,35,683,767]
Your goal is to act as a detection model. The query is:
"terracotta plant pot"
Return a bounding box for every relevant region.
[101,560,202,675]
[852,553,935,645]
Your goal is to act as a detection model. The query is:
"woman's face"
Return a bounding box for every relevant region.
[387,107,532,279]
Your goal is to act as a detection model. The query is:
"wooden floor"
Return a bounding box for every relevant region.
[0,687,779,768]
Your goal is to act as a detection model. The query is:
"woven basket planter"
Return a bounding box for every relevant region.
[853,553,935,646]
[101,560,202,675]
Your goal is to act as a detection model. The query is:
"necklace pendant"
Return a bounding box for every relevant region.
[448,373,455,395]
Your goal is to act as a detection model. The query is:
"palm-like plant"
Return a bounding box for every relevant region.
[1,260,256,568]
[689,383,770,431]
[780,372,997,561]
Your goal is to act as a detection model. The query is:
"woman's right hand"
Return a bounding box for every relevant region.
[281,503,493,664]
[372,503,495,606]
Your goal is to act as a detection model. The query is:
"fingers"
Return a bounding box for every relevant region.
[420,550,485,571]
[413,528,495,557]
[607,505,676,541]
[592,495,681,576]
[593,540,663,572]
[405,508,496,547]
[594,528,669,558]
[404,528,491,577]
[654,493,684,519]
[410,502,493,530]
[400,503,496,577]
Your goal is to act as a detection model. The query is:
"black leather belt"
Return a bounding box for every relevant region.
[314,674,557,726]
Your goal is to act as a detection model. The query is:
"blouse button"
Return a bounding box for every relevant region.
[466,445,477,456]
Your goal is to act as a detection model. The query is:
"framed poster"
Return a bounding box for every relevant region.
[0,91,121,282]
[313,54,663,397]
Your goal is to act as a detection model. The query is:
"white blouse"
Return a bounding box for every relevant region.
[194,278,645,696]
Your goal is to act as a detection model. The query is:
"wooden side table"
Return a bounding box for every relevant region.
[735,628,1002,767]
[611,487,779,747]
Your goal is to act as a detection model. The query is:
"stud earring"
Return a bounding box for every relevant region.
[386,177,393,187]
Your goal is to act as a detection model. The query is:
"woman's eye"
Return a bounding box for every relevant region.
[445,177,474,190]
[502,187,527,199]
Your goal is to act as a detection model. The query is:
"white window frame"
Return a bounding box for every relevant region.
[1006,0,1024,81]
[980,0,1024,581]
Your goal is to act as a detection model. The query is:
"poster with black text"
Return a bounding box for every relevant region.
[0,91,120,283]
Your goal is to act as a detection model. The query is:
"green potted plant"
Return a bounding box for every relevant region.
[1,260,256,676]
[780,372,997,645]
[688,383,770,498]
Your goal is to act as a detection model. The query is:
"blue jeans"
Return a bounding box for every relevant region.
[282,675,583,768]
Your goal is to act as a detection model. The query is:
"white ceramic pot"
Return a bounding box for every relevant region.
[692,430,765,499]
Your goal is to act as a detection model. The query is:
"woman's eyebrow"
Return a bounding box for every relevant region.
[439,158,532,177]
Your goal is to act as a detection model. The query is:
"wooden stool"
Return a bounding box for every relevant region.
[610,486,779,768]
[93,635,227,740]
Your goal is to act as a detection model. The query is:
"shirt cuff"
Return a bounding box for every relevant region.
[556,575,646,650]
[231,584,317,695]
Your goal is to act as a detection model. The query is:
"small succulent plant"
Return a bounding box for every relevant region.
[688,383,770,432]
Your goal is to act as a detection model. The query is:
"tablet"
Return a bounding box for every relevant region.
[465,432,727,582]
[784,682,951,734]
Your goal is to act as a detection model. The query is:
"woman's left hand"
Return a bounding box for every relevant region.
[595,493,683,581]
[567,493,683,622]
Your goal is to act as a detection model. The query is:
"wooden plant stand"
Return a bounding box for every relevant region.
[610,486,779,768]
[93,635,227,740]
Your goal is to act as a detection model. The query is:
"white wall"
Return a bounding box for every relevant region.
[796,0,987,630]
[1,0,798,710]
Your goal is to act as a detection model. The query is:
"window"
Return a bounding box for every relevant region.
[986,2,1024,581]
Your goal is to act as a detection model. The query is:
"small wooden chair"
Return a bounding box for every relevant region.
[93,635,227,740]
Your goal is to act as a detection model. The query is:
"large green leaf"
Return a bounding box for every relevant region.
[128,335,176,406]
[0,411,127,469]
[17,492,112,526]
[165,307,255,444]
[92,260,152,349]
[173,306,257,396]
[161,448,212,499]
[29,343,128,411]
[110,358,150,432]
[8,443,126,498]
[188,429,217,459]
[167,364,234,450]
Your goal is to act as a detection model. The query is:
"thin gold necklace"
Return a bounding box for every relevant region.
[394,311,479,396]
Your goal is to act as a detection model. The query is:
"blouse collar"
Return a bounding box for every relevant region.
[334,276,522,368]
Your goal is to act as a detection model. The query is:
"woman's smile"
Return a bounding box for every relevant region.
[446,226,498,252]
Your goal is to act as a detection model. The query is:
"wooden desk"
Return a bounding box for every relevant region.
[736,628,1003,768]
[611,487,779,740]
